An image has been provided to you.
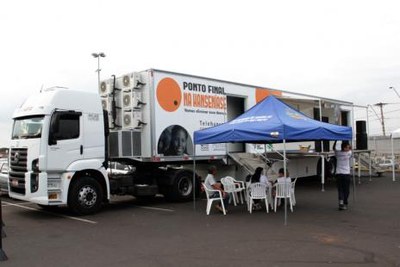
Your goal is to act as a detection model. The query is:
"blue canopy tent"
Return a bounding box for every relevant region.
[194,95,352,144]
[193,95,352,223]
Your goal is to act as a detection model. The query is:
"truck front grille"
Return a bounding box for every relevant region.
[9,148,27,194]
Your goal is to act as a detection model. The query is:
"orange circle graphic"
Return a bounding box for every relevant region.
[255,88,282,103]
[157,78,182,112]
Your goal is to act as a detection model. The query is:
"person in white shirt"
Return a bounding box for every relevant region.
[276,168,291,183]
[260,171,272,188]
[204,165,229,213]
[272,168,292,208]
[259,169,273,208]
[250,167,272,210]
[333,140,352,211]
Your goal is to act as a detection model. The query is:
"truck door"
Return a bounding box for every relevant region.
[47,111,83,172]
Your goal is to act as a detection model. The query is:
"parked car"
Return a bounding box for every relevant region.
[377,159,399,170]
[0,160,9,194]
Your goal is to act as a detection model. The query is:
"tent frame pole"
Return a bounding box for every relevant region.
[193,143,196,211]
[391,135,396,182]
[283,139,287,226]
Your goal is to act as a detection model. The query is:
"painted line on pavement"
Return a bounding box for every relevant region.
[2,201,97,224]
[2,201,34,207]
[133,205,174,212]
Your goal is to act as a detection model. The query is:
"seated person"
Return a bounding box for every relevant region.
[259,168,273,208]
[273,168,292,207]
[250,167,271,210]
[204,165,229,213]
[250,167,263,183]
[276,168,291,183]
[260,171,272,188]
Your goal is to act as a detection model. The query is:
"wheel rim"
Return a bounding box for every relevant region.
[78,185,97,208]
[178,176,192,197]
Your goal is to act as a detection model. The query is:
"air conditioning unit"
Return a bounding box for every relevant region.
[120,72,146,90]
[122,110,134,128]
[122,91,145,110]
[122,91,133,109]
[122,73,133,89]
[132,91,144,109]
[99,79,113,96]
[133,72,145,89]
[122,110,144,129]
[133,110,144,129]
[101,98,111,111]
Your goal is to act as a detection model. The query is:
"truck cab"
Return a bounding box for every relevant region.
[9,88,109,214]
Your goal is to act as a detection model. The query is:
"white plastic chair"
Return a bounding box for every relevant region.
[231,177,246,204]
[245,180,252,204]
[291,178,298,206]
[248,182,269,213]
[202,183,226,215]
[221,176,245,206]
[273,182,293,212]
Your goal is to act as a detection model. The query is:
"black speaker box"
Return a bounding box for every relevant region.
[356,120,367,134]
[356,133,368,150]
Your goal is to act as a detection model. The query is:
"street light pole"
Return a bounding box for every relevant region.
[92,52,106,90]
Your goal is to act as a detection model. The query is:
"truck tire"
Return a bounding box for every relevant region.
[68,176,103,215]
[165,170,195,202]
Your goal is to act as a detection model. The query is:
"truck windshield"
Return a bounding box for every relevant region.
[12,116,45,139]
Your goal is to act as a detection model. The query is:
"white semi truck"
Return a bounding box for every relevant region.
[8,69,353,214]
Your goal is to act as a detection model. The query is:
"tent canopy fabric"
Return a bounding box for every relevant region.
[194,95,352,144]
[391,128,400,139]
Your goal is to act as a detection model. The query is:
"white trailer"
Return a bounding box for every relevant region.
[8,69,353,214]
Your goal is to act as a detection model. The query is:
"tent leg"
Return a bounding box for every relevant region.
[358,156,361,184]
[193,143,196,211]
[283,139,287,226]
[391,137,396,182]
[369,151,372,182]
[320,155,325,192]
[352,159,356,204]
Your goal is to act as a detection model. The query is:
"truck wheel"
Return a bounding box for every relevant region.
[165,170,194,202]
[68,176,103,215]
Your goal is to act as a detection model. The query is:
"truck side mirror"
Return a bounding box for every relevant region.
[48,112,60,145]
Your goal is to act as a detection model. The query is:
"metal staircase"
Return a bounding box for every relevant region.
[228,152,281,175]
[353,151,384,176]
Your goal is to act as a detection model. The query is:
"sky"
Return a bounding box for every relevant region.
[1,0,400,148]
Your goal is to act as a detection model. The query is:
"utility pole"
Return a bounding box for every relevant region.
[374,102,387,136]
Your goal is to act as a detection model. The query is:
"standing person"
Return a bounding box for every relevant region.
[204,165,229,213]
[333,140,352,211]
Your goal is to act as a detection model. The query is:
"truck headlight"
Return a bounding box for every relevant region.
[31,173,39,193]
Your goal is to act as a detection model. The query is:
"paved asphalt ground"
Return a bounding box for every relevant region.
[1,173,399,267]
